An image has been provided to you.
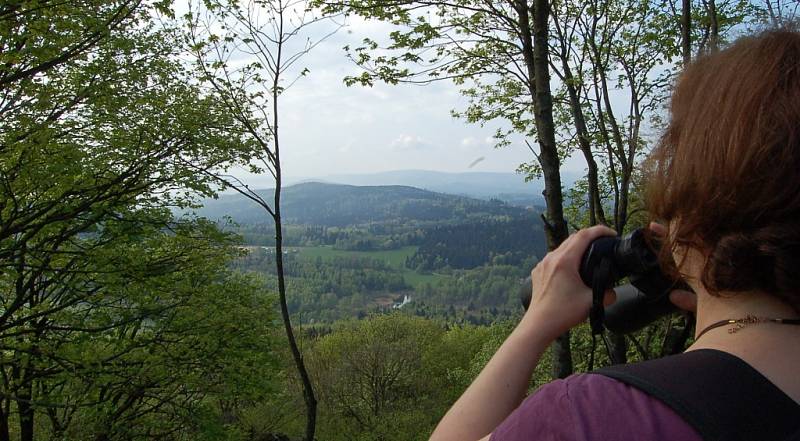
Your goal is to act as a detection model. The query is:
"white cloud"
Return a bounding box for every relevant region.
[460,136,480,148]
[390,134,433,151]
[459,136,495,149]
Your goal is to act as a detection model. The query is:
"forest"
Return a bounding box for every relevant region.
[220,183,544,324]
[0,0,794,440]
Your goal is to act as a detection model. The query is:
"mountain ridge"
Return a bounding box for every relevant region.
[195,181,537,226]
[277,169,580,204]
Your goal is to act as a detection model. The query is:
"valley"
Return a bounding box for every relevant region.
[203,181,548,324]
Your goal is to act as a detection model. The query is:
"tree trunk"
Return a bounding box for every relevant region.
[561,63,606,226]
[14,366,33,441]
[617,171,631,235]
[274,220,318,441]
[46,407,65,441]
[272,84,317,441]
[519,0,572,378]
[661,315,695,356]
[607,332,628,364]
[0,397,9,441]
[708,0,718,53]
[681,0,692,65]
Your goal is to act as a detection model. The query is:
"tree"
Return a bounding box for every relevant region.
[21,219,278,441]
[761,0,800,25]
[552,0,756,360]
[0,0,140,89]
[0,0,258,293]
[308,315,439,440]
[183,1,341,438]
[316,0,574,378]
[316,0,772,374]
[0,1,277,439]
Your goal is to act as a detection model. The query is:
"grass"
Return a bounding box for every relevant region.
[293,245,449,288]
[402,271,447,288]
[294,245,417,267]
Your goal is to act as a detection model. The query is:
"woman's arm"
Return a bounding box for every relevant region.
[429,225,617,441]
[428,310,562,441]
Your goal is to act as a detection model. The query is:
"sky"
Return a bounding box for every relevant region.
[227,12,589,184]
[188,1,790,189]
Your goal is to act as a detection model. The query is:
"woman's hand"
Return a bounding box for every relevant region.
[522,225,617,340]
[431,225,613,441]
[433,223,695,441]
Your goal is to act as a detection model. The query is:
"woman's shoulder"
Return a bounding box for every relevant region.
[489,373,702,441]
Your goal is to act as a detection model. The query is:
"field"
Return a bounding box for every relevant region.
[293,245,417,266]
[292,245,448,288]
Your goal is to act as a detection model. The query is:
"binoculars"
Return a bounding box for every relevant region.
[520,228,687,334]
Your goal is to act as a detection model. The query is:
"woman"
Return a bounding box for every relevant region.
[430,29,800,441]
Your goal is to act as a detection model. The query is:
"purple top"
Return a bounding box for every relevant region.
[490,373,702,441]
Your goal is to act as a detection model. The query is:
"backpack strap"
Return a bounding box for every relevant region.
[593,349,800,441]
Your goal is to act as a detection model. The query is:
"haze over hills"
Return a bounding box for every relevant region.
[196,182,537,226]
[276,170,581,206]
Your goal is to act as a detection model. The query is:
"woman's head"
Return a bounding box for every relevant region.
[647,29,800,312]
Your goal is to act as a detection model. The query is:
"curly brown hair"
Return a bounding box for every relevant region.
[647,29,800,312]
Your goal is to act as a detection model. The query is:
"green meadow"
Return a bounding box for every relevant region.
[293,245,448,288]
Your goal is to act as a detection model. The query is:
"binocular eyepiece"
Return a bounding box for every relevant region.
[521,229,687,334]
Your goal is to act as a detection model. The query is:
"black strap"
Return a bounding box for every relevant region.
[593,349,800,441]
[589,258,612,336]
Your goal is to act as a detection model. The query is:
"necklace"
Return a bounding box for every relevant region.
[696,314,800,340]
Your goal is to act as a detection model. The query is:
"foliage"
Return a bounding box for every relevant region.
[235,234,540,324]
[407,217,544,270]
[183,1,343,438]
[0,1,279,439]
[3,0,779,440]
[22,220,278,441]
[552,0,756,232]
[306,314,516,441]
[197,182,533,228]
[280,310,696,440]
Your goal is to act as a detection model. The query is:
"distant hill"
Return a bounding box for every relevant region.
[283,170,581,206]
[194,182,536,226]
[318,170,539,197]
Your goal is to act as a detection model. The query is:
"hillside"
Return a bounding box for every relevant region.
[203,181,547,323]
[317,170,550,200]
[196,182,535,226]
[251,170,576,206]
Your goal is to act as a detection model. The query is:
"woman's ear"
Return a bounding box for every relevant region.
[669,289,698,313]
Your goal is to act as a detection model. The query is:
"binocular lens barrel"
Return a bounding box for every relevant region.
[519,228,680,334]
